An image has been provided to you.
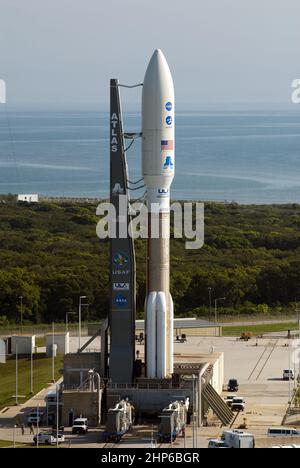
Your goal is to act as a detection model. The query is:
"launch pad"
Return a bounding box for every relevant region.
[62,50,231,433]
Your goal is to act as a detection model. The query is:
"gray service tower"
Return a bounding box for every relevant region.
[109,79,136,384]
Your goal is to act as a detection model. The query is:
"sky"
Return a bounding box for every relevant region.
[0,0,300,109]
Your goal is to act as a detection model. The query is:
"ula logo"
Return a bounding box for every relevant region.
[113,283,130,291]
[158,188,169,197]
[166,116,172,126]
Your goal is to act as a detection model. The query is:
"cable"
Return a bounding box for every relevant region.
[128,184,145,191]
[125,139,135,152]
[118,83,143,89]
[127,177,144,185]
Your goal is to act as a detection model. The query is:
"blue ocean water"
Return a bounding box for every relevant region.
[0,109,300,204]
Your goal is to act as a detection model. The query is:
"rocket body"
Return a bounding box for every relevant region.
[142,49,174,378]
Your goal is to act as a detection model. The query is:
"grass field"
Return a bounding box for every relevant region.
[223,322,298,337]
[0,355,63,410]
[0,439,31,448]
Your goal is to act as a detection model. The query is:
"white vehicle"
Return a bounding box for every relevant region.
[224,396,235,407]
[222,430,255,449]
[33,431,65,445]
[72,418,88,434]
[268,427,300,438]
[272,445,300,449]
[208,439,229,449]
[283,369,295,381]
[231,397,245,412]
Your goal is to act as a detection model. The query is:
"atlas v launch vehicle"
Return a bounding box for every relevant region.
[108,49,175,383]
[142,49,175,379]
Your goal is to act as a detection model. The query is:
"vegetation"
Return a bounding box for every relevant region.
[222,322,298,337]
[0,200,300,324]
[0,440,31,448]
[0,355,63,410]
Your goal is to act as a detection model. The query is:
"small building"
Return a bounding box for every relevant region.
[136,318,222,338]
[11,335,36,355]
[62,353,102,427]
[17,194,39,203]
[46,332,69,356]
[0,339,6,363]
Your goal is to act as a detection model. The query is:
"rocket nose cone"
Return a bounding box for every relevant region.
[144,49,173,87]
[148,49,167,68]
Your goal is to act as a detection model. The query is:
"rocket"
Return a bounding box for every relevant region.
[142,49,175,379]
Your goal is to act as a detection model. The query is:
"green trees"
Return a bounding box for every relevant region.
[0,268,40,322]
[0,201,299,323]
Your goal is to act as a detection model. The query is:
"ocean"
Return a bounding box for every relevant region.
[0,109,300,204]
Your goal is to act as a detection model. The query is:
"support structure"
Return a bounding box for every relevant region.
[109,79,136,384]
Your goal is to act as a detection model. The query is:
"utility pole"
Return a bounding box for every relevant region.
[19,296,23,334]
[52,322,55,383]
[15,344,18,405]
[30,346,33,394]
[56,384,59,449]
[214,297,226,323]
[208,288,212,322]
[78,296,87,351]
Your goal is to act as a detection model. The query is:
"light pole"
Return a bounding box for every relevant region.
[56,384,59,449]
[288,343,292,405]
[52,321,55,383]
[36,404,40,449]
[192,374,196,449]
[78,296,88,351]
[296,302,300,382]
[214,297,226,323]
[66,311,76,334]
[30,345,33,394]
[88,369,101,425]
[15,344,18,405]
[19,296,23,334]
[208,288,212,322]
[13,424,17,448]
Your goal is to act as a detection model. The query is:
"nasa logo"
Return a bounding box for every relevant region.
[113,253,129,266]
[163,156,174,172]
[115,294,128,307]
[166,116,172,126]
[113,283,130,291]
[165,101,172,111]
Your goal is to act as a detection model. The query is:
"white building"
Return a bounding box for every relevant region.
[17,194,39,203]
[46,332,70,356]
[0,339,6,363]
[11,335,36,355]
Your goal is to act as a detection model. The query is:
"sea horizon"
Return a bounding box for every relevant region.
[0,107,300,205]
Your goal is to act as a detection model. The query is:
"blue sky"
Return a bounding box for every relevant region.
[0,0,299,109]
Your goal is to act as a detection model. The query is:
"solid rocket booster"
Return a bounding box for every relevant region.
[142,49,175,378]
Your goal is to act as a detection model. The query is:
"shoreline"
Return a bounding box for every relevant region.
[1,194,300,207]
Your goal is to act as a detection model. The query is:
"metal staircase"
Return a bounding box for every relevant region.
[202,383,234,426]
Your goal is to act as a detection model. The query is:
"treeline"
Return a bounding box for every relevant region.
[0,200,300,324]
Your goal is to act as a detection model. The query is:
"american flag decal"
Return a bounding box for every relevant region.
[161,140,174,151]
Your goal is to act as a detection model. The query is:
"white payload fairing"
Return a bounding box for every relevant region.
[142,49,175,379]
